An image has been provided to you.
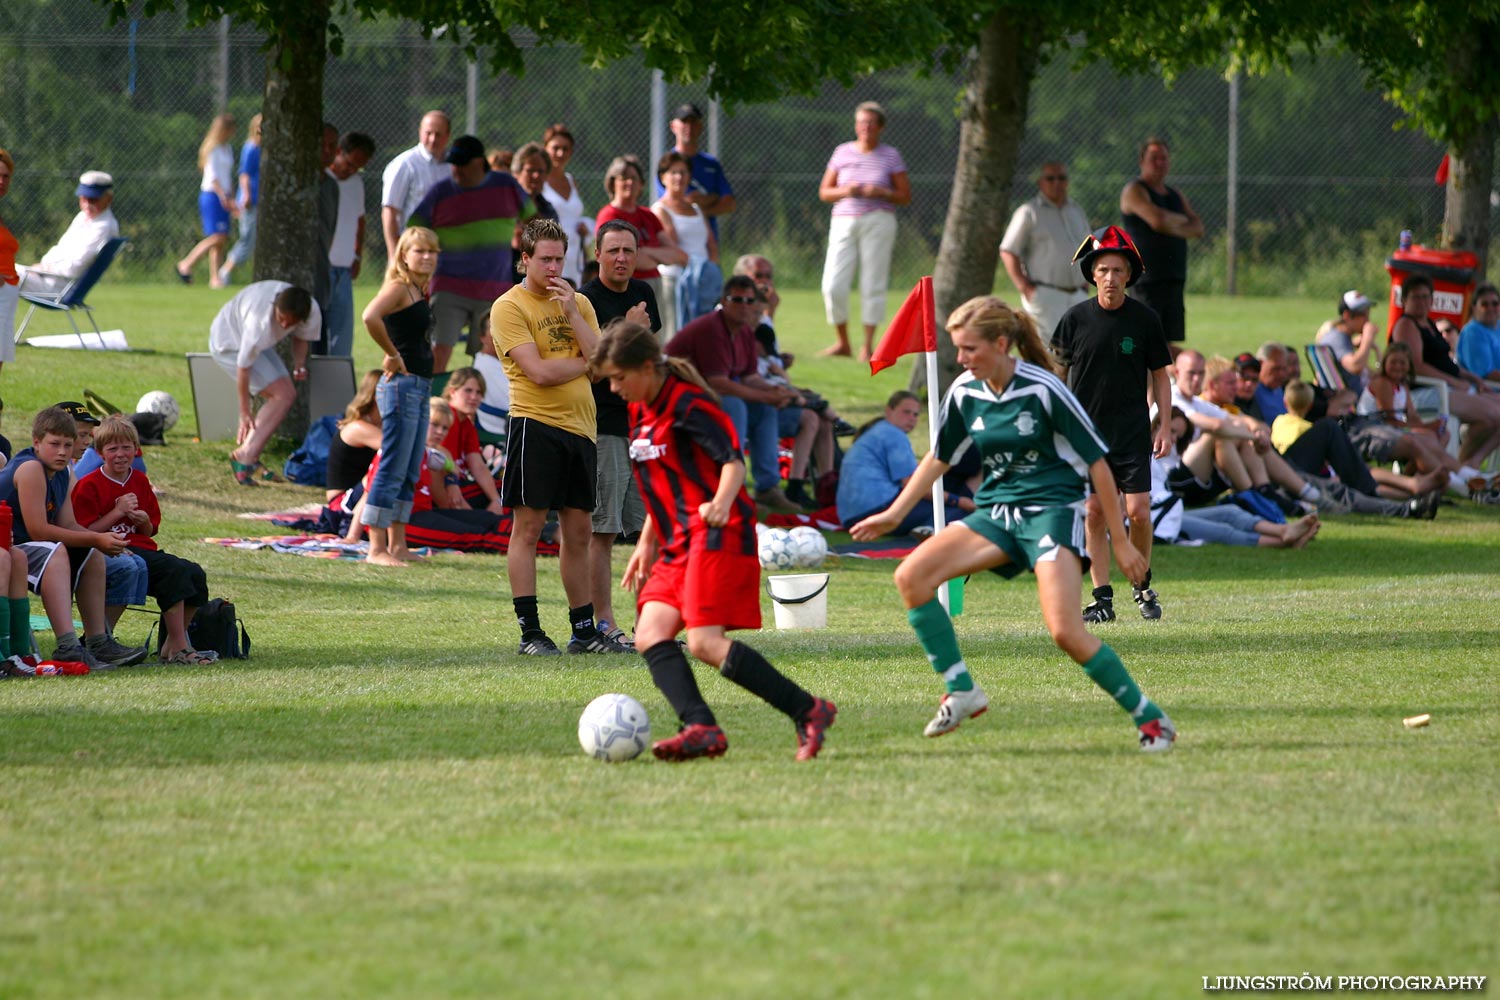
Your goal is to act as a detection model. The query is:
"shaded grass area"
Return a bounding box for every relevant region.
[1,283,1496,999]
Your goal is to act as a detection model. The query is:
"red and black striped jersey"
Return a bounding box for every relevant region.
[627,374,757,562]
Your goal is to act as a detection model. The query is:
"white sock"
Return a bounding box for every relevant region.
[1299,483,1320,501]
[1448,471,1473,497]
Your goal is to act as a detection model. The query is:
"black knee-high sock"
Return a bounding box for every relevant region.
[720,641,815,721]
[643,641,715,727]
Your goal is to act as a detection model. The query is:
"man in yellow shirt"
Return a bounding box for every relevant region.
[494,218,630,655]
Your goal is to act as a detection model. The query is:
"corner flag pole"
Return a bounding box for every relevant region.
[925,347,949,611]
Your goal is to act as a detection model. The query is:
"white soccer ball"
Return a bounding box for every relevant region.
[788,526,829,569]
[758,527,797,570]
[136,390,180,432]
[578,693,652,762]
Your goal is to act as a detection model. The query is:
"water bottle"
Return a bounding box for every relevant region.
[0,501,12,551]
[1399,229,1413,251]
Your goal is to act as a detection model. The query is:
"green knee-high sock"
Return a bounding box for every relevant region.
[9,599,31,658]
[908,597,973,693]
[0,597,10,657]
[1081,643,1162,725]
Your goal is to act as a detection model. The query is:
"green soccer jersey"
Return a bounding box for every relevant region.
[935,361,1108,507]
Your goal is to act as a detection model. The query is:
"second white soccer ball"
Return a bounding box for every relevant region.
[136,390,181,432]
[758,527,797,570]
[578,693,652,762]
[787,526,828,568]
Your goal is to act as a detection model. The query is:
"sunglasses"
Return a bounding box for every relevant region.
[1042,174,1069,181]
[726,295,757,304]
[1477,299,1500,308]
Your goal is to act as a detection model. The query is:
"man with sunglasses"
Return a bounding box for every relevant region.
[666,274,801,512]
[17,171,118,295]
[1000,161,1092,340]
[1458,283,1500,382]
[1315,290,1382,395]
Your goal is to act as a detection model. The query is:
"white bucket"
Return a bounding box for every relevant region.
[766,573,830,630]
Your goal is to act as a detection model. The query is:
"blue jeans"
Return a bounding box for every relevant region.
[362,373,431,528]
[325,265,355,357]
[226,205,257,266]
[718,394,782,492]
[104,551,149,606]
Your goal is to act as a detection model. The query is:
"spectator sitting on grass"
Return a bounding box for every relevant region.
[71,416,219,665]
[440,366,504,512]
[836,390,972,535]
[1271,380,1316,453]
[326,370,382,504]
[0,406,146,670]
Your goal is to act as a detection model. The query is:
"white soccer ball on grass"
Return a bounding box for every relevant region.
[578,693,652,762]
[136,390,181,432]
[787,526,829,569]
[757,527,797,570]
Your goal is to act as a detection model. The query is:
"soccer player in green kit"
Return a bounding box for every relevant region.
[850,295,1176,752]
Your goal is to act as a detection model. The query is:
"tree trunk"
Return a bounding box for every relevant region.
[914,10,1039,396]
[256,2,329,440]
[1442,119,1496,280]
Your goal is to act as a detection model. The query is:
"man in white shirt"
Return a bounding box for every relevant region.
[208,281,321,482]
[1000,161,1092,341]
[325,132,376,357]
[380,110,450,264]
[17,171,120,294]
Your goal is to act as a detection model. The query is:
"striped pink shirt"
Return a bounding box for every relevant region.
[826,142,907,218]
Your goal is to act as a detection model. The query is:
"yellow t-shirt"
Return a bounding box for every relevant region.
[494,282,600,441]
[1271,412,1312,453]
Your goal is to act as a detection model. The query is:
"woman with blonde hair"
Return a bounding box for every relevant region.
[219,113,262,285]
[176,113,237,287]
[541,124,592,285]
[324,369,383,503]
[357,226,439,566]
[851,295,1177,752]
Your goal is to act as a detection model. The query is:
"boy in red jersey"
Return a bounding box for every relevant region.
[592,320,836,761]
[71,416,217,664]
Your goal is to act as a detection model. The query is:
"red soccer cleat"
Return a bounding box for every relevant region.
[795,698,838,761]
[651,724,728,762]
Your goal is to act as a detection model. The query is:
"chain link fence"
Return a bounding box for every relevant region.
[4,1,1487,297]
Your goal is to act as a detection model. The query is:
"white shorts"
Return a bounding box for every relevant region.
[212,346,289,395]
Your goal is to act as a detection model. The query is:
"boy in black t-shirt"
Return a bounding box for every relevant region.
[1050,226,1173,622]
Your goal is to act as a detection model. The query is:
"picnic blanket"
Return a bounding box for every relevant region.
[202,534,399,560]
[830,537,919,560]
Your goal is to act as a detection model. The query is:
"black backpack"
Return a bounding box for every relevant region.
[150,599,251,659]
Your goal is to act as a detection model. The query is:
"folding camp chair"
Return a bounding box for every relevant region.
[14,237,129,348]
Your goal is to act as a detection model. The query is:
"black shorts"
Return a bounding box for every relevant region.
[137,547,210,611]
[501,417,597,512]
[1165,464,1230,505]
[1134,282,1186,343]
[1103,449,1153,495]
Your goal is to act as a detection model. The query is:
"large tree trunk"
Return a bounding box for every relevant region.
[256,2,329,440]
[1442,120,1496,280]
[1440,29,1498,281]
[914,10,1039,395]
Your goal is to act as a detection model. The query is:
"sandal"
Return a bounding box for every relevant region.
[174,265,193,285]
[252,461,284,483]
[160,648,218,665]
[230,457,259,487]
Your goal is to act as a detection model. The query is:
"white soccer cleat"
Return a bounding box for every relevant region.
[1138,714,1177,753]
[923,685,990,738]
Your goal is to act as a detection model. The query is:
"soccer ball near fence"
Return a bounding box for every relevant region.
[136,391,180,432]
[788,527,829,569]
[758,528,797,570]
[578,693,652,763]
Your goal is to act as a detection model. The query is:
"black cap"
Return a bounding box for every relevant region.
[54,401,101,426]
[1233,352,1261,375]
[671,102,704,122]
[444,135,486,166]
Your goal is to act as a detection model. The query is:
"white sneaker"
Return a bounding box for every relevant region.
[1138,714,1177,753]
[923,685,990,738]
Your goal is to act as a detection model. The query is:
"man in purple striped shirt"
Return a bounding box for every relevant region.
[409,134,535,373]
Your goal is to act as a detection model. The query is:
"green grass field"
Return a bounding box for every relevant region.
[1,283,1496,999]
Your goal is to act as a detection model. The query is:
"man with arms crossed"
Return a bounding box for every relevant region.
[494,218,631,656]
[1000,161,1092,340]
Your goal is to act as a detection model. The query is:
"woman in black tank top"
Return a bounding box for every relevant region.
[355,226,440,566]
[326,368,382,500]
[1390,273,1500,466]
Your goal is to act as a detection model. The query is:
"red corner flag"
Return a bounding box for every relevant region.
[869,276,936,374]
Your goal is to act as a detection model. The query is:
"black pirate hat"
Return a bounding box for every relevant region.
[1072,225,1145,287]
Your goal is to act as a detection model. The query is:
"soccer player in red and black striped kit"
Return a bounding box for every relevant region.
[591,319,836,761]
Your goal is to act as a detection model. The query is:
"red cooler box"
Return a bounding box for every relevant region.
[1385,246,1479,335]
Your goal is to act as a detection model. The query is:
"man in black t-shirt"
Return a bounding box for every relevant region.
[578,219,661,644]
[1051,226,1173,623]
[1120,137,1203,350]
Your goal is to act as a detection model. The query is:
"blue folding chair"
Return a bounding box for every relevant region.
[14,237,128,348]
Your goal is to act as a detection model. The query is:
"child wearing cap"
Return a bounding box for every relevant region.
[0,406,149,670]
